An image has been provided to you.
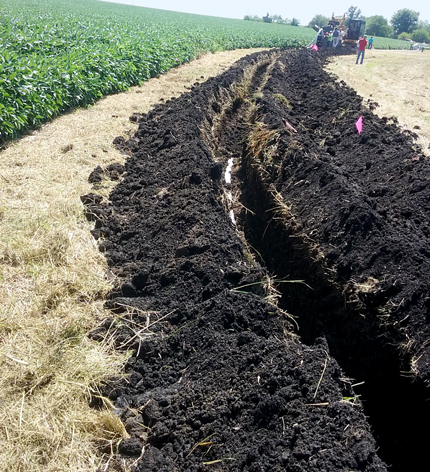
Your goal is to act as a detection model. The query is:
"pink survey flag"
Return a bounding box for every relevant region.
[313,44,318,51]
[355,116,363,134]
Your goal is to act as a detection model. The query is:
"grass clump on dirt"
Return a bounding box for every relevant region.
[248,122,279,164]
[273,93,292,109]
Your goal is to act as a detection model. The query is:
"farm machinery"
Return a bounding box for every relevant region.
[313,13,366,48]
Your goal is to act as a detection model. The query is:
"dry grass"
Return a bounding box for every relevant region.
[0,48,266,472]
[326,49,430,155]
[0,148,130,470]
[354,277,379,294]
[248,122,279,165]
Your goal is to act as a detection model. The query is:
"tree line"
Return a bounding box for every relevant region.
[244,14,300,26]
[308,7,430,43]
[245,7,430,43]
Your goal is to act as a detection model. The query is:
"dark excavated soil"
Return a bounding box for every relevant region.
[84,48,430,471]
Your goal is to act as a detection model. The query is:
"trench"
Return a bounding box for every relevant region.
[209,52,430,472]
[238,165,430,472]
[91,47,430,470]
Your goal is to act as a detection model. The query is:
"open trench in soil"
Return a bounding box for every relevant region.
[84,48,430,471]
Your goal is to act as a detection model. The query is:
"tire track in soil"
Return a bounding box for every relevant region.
[83,48,429,471]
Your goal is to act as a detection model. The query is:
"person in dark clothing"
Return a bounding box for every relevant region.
[332,27,340,48]
[322,32,328,48]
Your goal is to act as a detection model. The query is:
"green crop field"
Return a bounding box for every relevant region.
[367,36,412,50]
[0,0,410,142]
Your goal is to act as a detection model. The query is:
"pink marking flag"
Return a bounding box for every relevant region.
[355,116,363,134]
[313,44,318,51]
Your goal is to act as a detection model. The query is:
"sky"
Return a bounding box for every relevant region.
[98,0,430,24]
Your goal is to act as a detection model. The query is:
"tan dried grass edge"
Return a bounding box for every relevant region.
[326,49,430,155]
[0,48,267,472]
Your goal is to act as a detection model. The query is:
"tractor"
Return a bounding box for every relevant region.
[263,13,272,23]
[343,18,366,46]
[313,13,366,48]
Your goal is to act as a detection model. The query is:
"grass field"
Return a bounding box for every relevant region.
[0,0,410,143]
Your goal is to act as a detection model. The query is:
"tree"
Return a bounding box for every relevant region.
[365,15,393,37]
[397,32,411,40]
[417,20,430,35]
[244,15,262,22]
[345,6,361,20]
[290,18,300,27]
[307,14,329,28]
[347,5,362,19]
[271,14,290,24]
[391,9,419,37]
[411,29,430,43]
[345,6,363,28]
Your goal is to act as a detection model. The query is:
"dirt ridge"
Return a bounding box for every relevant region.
[83,46,430,471]
[246,48,430,381]
[84,48,389,471]
[238,49,430,471]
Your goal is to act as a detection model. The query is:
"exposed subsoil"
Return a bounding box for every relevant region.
[83,47,430,471]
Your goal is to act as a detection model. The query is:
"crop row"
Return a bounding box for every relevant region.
[0,0,409,142]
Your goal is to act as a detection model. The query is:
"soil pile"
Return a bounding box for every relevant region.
[83,47,430,471]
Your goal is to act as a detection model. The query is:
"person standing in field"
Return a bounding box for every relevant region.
[421,42,426,52]
[322,32,328,48]
[368,37,374,49]
[327,31,333,48]
[332,27,340,48]
[339,29,345,46]
[356,35,368,64]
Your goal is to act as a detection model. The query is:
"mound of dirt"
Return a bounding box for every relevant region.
[83,47,430,471]
[236,49,430,471]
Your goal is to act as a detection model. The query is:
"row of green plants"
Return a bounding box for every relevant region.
[0,0,316,142]
[361,36,411,49]
[0,0,410,142]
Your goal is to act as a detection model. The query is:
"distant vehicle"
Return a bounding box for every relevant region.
[263,13,272,23]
